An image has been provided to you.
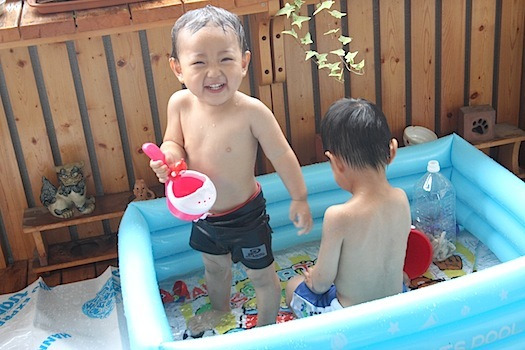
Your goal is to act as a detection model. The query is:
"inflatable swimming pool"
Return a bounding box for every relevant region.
[118,134,525,349]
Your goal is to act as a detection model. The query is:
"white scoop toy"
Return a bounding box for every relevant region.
[142,143,217,221]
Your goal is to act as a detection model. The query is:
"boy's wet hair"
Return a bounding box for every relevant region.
[321,98,392,170]
[170,5,249,59]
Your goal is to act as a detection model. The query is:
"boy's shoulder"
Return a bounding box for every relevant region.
[234,92,272,115]
[171,88,192,100]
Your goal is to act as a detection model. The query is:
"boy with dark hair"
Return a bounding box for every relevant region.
[149,5,313,332]
[286,98,411,317]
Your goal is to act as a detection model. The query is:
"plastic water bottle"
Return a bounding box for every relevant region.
[412,160,457,261]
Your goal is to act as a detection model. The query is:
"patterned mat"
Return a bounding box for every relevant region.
[159,230,500,340]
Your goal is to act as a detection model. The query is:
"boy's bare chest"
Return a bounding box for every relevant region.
[183,116,256,155]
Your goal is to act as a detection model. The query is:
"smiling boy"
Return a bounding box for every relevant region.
[149,5,313,333]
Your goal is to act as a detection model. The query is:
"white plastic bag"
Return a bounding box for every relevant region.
[0,266,129,349]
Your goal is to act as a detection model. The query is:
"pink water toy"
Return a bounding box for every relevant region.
[142,143,217,221]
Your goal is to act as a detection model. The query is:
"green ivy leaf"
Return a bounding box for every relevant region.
[291,13,311,29]
[282,29,298,39]
[301,32,313,45]
[329,67,342,76]
[327,62,341,70]
[328,10,346,19]
[345,50,358,64]
[330,49,346,57]
[317,53,328,65]
[294,0,305,9]
[276,3,296,18]
[318,62,330,69]
[305,50,318,61]
[313,0,334,15]
[329,69,344,81]
[338,35,352,45]
[324,28,340,36]
[351,59,365,71]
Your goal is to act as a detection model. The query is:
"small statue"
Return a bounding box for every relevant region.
[40,161,95,219]
[132,179,156,201]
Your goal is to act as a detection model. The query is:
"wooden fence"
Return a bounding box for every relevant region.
[0,0,524,268]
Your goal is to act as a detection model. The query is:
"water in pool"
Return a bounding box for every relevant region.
[159,230,500,340]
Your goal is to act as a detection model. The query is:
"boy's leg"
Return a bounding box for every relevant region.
[245,263,281,326]
[187,252,232,335]
[202,252,232,311]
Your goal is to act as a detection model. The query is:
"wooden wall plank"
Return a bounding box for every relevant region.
[183,0,212,11]
[0,90,30,266]
[144,25,182,142]
[0,0,22,43]
[271,15,286,83]
[19,3,75,40]
[440,0,466,135]
[0,260,27,293]
[314,0,345,117]
[41,270,62,287]
[379,0,406,141]
[347,0,376,102]
[37,42,103,240]
[129,0,184,25]
[95,258,118,276]
[144,24,177,200]
[469,0,496,106]
[0,46,71,251]
[75,5,131,33]
[61,263,96,284]
[249,13,273,85]
[74,36,129,194]
[282,4,316,165]
[496,0,525,125]
[410,0,435,130]
[111,31,158,184]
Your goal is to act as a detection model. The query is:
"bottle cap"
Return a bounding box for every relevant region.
[427,160,440,173]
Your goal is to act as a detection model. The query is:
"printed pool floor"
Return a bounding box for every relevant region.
[159,231,500,340]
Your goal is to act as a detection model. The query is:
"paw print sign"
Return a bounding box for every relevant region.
[458,105,495,142]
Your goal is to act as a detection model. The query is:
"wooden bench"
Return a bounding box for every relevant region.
[473,123,525,179]
[23,191,135,274]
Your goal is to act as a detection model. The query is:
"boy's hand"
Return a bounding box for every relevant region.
[150,160,170,183]
[304,266,314,290]
[290,199,313,235]
[149,151,179,183]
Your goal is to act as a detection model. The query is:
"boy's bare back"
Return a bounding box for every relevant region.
[286,98,411,318]
[320,177,411,307]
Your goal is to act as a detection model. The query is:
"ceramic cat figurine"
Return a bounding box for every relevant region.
[40,161,95,219]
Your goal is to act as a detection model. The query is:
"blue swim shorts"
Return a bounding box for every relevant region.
[290,282,408,318]
[289,282,343,318]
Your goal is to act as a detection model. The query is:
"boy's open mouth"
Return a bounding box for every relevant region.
[207,83,225,91]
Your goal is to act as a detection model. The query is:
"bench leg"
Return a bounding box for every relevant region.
[497,141,520,176]
[31,231,48,266]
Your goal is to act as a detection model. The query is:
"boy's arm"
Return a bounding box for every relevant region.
[272,149,312,234]
[305,206,343,293]
[162,92,187,161]
[253,103,313,234]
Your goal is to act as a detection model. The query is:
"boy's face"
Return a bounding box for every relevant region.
[170,24,250,106]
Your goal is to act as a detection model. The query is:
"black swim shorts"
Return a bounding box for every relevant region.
[189,190,274,269]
